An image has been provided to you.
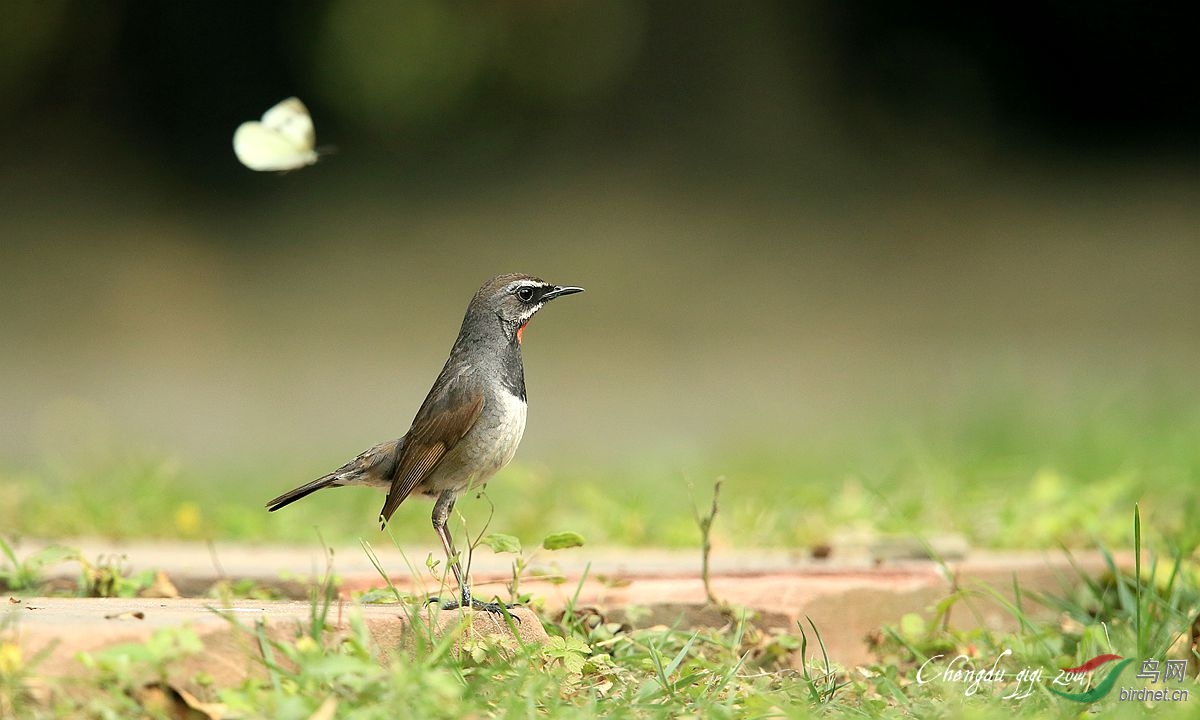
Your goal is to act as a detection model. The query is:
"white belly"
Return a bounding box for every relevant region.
[479,390,528,477]
[431,390,527,494]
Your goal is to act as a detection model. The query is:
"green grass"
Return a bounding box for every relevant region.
[2,386,1198,552]
[4,507,1197,718]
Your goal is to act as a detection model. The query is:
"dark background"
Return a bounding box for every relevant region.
[4,2,1195,195]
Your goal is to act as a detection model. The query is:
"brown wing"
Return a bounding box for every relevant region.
[378,371,484,526]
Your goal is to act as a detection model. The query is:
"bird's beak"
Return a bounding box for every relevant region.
[542,285,584,301]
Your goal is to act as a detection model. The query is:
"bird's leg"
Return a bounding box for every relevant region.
[427,489,518,616]
[431,490,469,603]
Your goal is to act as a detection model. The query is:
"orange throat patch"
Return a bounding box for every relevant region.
[517,322,527,344]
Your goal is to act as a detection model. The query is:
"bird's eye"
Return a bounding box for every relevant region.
[516,287,535,302]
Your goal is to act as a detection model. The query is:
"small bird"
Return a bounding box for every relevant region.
[266,273,583,611]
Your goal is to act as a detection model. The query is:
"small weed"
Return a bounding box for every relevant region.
[691,478,724,607]
[206,577,287,601]
[77,626,204,697]
[1,611,57,719]
[479,530,585,604]
[304,535,341,642]
[0,539,79,594]
[78,554,155,598]
[797,615,848,703]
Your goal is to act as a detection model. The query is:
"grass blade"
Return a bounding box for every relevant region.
[1133,503,1144,657]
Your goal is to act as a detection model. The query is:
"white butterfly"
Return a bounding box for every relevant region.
[233,97,320,172]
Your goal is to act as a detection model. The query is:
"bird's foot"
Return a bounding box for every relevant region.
[426,595,522,619]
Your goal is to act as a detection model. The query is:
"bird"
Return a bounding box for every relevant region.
[265,273,583,611]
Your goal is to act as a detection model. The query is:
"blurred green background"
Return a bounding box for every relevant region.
[1,1,1197,551]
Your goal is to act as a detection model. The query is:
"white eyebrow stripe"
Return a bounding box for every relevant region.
[507,279,544,293]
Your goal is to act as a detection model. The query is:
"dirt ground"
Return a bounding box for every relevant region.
[6,539,1122,692]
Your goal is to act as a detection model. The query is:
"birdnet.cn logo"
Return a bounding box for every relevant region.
[1050,655,1191,704]
[915,650,1192,703]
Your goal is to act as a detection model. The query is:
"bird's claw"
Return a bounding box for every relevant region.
[426,595,522,620]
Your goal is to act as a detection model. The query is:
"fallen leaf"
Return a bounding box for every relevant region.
[176,685,235,720]
[135,682,233,720]
[141,570,182,599]
[104,611,146,621]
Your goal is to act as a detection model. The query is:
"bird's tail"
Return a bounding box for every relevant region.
[265,474,340,512]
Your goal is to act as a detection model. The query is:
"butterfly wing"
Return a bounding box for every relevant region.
[233,121,318,171]
[260,97,315,152]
